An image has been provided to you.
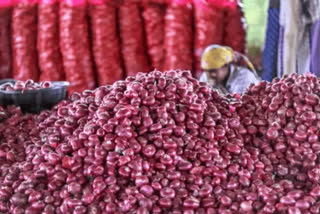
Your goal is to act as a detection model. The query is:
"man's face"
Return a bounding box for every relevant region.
[205,64,229,84]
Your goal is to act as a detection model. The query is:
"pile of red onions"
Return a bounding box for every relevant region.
[0,70,319,213]
[237,73,320,213]
[0,80,52,91]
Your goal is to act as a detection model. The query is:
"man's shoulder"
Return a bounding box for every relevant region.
[234,67,260,83]
[227,66,260,94]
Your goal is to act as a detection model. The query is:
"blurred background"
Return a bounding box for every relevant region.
[243,0,268,73]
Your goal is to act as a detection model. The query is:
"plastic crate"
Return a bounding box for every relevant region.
[0,79,69,114]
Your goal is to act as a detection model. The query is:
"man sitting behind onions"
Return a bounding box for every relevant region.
[199,44,260,94]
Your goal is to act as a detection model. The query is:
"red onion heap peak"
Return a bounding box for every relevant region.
[0,71,319,213]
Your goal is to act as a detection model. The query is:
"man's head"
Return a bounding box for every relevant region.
[201,45,234,84]
[205,64,230,84]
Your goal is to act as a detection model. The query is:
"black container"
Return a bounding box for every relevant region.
[0,79,69,114]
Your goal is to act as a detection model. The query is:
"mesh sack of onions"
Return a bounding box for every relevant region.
[59,0,95,93]
[193,0,224,79]
[12,0,39,81]
[119,1,150,77]
[144,0,168,4]
[129,0,168,4]
[223,2,247,54]
[38,0,64,81]
[0,1,12,79]
[142,2,165,71]
[163,0,193,71]
[206,0,237,8]
[88,0,123,86]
